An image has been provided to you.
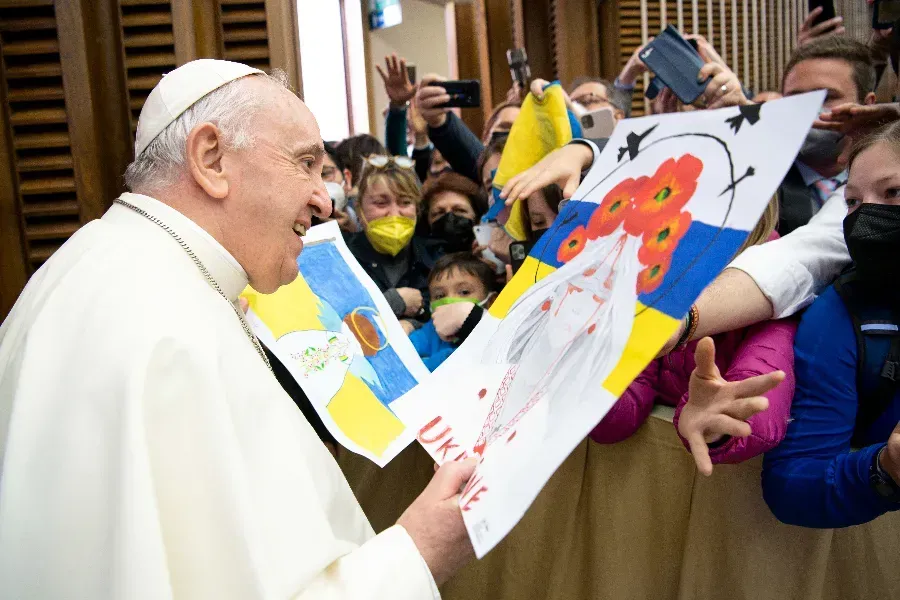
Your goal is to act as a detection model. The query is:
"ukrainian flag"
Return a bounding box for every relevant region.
[485,82,577,241]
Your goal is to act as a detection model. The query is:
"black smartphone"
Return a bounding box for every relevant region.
[435,80,481,108]
[406,63,416,85]
[509,241,533,275]
[809,0,836,27]
[507,48,531,89]
[874,0,900,29]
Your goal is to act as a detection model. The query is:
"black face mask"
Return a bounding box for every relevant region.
[844,203,900,284]
[531,227,549,243]
[431,213,476,252]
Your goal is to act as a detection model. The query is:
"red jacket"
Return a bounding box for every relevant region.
[590,318,797,464]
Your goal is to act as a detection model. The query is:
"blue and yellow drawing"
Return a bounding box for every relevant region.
[243,242,416,457]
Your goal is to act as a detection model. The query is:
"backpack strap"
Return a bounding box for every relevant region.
[834,270,900,446]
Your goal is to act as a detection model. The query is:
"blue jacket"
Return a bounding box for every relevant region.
[762,285,900,527]
[409,305,484,371]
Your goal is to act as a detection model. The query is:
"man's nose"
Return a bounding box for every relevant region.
[310,182,332,219]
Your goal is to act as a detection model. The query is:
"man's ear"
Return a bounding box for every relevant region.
[186,122,229,199]
[343,168,353,191]
[864,91,877,106]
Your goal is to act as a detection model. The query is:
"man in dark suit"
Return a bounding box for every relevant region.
[778,37,876,234]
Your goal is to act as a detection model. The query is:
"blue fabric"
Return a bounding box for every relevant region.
[762,285,900,528]
[409,321,457,371]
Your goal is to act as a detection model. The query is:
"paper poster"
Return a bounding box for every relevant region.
[243,221,430,466]
[392,93,825,556]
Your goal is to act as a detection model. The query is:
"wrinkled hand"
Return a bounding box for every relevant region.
[400,319,416,335]
[500,143,593,205]
[417,74,450,128]
[678,337,785,476]
[699,62,750,109]
[397,287,424,318]
[880,422,900,486]
[619,40,652,86]
[433,303,475,342]
[798,8,844,46]
[397,459,477,586]
[377,53,417,108]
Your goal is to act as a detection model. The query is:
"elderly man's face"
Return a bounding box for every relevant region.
[221,79,330,293]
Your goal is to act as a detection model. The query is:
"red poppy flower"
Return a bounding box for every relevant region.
[626,155,702,233]
[636,255,672,295]
[587,178,640,240]
[638,211,692,265]
[557,225,587,264]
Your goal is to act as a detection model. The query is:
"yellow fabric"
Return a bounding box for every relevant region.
[242,278,405,457]
[338,407,900,600]
[492,84,573,242]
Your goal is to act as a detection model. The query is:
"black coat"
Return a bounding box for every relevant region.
[777,164,819,236]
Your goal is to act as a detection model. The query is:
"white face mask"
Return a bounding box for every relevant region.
[325,181,347,212]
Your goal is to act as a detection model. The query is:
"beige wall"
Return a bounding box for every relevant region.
[368,0,455,142]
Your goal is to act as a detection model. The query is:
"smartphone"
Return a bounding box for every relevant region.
[509,241,533,275]
[507,48,531,89]
[435,80,481,108]
[580,107,617,139]
[873,0,900,29]
[808,0,836,26]
[639,26,708,105]
[406,63,416,85]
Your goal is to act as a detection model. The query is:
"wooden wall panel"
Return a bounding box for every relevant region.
[455,2,490,137]
[550,0,601,89]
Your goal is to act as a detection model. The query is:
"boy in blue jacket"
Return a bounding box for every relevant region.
[409,252,496,371]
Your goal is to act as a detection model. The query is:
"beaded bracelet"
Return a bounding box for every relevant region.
[674,304,700,350]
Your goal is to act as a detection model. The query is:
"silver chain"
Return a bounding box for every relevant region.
[114,198,273,373]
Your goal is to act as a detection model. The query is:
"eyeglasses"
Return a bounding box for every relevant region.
[364,155,415,170]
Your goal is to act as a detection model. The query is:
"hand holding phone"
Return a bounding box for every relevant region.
[639,26,708,104]
[799,2,844,44]
[874,0,900,30]
[580,107,617,139]
[435,80,481,109]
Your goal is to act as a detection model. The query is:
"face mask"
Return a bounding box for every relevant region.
[431,213,476,252]
[325,181,347,212]
[531,227,549,243]
[797,127,844,166]
[844,203,900,284]
[430,294,494,313]
[365,215,416,257]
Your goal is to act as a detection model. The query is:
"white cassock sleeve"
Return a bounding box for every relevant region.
[140,337,440,600]
[727,187,850,319]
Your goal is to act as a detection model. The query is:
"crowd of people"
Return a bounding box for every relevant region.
[2,7,900,598]
[295,9,900,531]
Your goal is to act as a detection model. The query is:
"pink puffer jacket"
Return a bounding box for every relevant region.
[589,318,797,465]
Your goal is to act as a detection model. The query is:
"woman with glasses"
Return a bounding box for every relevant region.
[345,155,445,333]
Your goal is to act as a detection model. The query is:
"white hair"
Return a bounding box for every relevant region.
[124,69,290,192]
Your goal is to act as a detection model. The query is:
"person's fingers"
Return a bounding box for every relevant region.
[506,264,514,284]
[501,172,527,202]
[429,458,479,499]
[375,64,388,84]
[563,172,580,199]
[708,414,752,439]
[803,6,823,29]
[693,337,720,381]
[420,94,451,109]
[530,79,547,99]
[703,71,732,100]
[730,370,785,399]
[238,296,249,314]
[698,62,721,81]
[399,57,409,84]
[686,432,714,476]
[721,395,769,421]
[809,16,843,37]
[812,119,844,131]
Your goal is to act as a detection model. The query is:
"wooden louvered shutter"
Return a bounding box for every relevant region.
[118,1,180,136]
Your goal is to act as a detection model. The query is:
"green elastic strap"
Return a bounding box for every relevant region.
[430,296,480,312]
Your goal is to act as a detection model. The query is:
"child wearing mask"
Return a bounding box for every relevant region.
[409,252,496,371]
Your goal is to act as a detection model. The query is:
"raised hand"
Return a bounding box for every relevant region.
[417,74,451,129]
[397,287,424,318]
[677,337,785,476]
[798,7,844,46]
[618,40,652,86]
[376,53,417,108]
[699,62,751,109]
[500,143,593,205]
[815,102,900,135]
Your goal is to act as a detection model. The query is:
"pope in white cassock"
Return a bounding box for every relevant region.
[0,60,476,599]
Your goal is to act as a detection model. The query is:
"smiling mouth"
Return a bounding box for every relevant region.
[292,223,307,237]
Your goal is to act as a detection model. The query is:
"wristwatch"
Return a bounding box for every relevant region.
[869,446,900,502]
